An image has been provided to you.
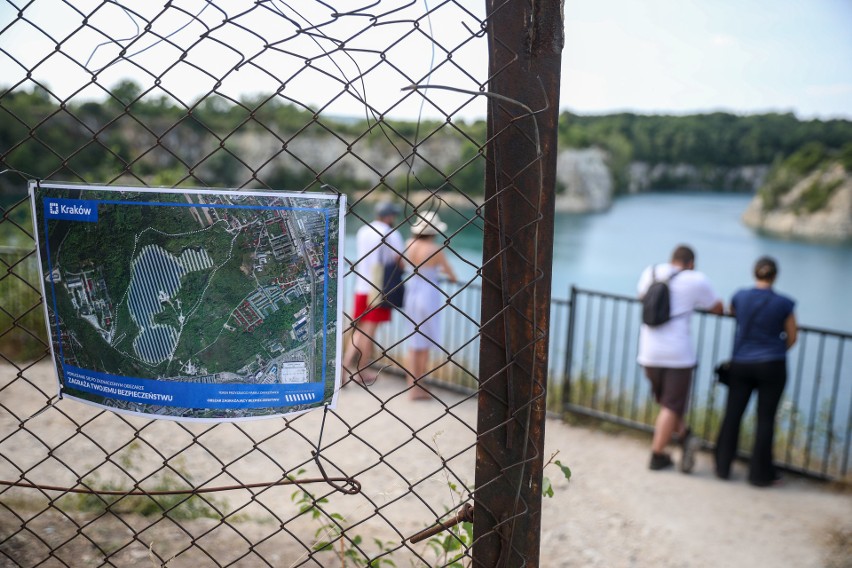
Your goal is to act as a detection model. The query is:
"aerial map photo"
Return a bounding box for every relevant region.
[30,182,344,421]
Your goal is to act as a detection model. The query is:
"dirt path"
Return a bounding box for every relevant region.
[539,414,850,567]
[0,363,849,567]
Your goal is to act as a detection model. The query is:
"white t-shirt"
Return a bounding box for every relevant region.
[353,220,404,295]
[636,263,721,368]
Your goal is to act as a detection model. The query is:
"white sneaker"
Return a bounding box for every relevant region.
[680,429,700,474]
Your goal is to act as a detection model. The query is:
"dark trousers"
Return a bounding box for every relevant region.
[714,359,787,486]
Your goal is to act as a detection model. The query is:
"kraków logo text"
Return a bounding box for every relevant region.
[58,203,93,216]
[45,198,99,223]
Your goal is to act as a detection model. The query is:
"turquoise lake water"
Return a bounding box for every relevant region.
[347,192,852,333]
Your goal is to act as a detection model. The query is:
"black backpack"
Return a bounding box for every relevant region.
[380,260,405,310]
[641,267,681,327]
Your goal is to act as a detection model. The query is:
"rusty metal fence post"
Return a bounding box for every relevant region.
[474,1,564,566]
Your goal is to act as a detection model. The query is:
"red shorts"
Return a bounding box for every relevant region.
[353,293,392,323]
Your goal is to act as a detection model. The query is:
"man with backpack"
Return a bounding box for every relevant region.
[637,245,723,472]
[342,201,404,384]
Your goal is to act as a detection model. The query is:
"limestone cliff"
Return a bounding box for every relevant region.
[555,147,613,212]
[223,129,465,187]
[222,127,616,212]
[627,162,769,193]
[742,163,852,241]
[124,117,775,214]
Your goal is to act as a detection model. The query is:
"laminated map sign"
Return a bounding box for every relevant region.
[29,182,345,421]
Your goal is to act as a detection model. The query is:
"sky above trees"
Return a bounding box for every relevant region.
[1,0,850,121]
[562,0,852,120]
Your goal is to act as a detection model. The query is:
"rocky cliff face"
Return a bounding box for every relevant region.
[128,120,775,215]
[215,129,618,213]
[627,162,769,193]
[555,148,613,212]
[741,163,852,241]
[224,129,465,186]
[550,154,771,213]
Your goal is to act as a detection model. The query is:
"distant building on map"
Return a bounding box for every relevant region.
[279,361,308,384]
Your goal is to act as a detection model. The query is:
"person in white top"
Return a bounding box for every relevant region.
[401,211,456,400]
[637,245,723,472]
[342,201,404,383]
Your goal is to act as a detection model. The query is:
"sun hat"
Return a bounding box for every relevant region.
[374,201,402,218]
[409,211,447,237]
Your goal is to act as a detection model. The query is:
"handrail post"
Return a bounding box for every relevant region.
[562,285,577,413]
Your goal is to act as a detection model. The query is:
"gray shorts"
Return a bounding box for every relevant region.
[643,366,694,416]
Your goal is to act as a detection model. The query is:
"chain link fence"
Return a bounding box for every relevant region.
[1,1,563,566]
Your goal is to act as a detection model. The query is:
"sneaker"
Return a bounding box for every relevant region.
[649,452,674,470]
[714,468,730,480]
[680,428,700,474]
[749,471,784,488]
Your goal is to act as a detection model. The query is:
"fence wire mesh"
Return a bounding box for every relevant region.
[0,1,561,566]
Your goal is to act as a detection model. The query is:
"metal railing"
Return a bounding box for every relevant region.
[392,283,851,481]
[563,286,851,481]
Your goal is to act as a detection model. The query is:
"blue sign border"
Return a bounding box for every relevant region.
[34,186,341,419]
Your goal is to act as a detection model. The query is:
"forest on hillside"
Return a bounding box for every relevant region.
[2,81,852,204]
